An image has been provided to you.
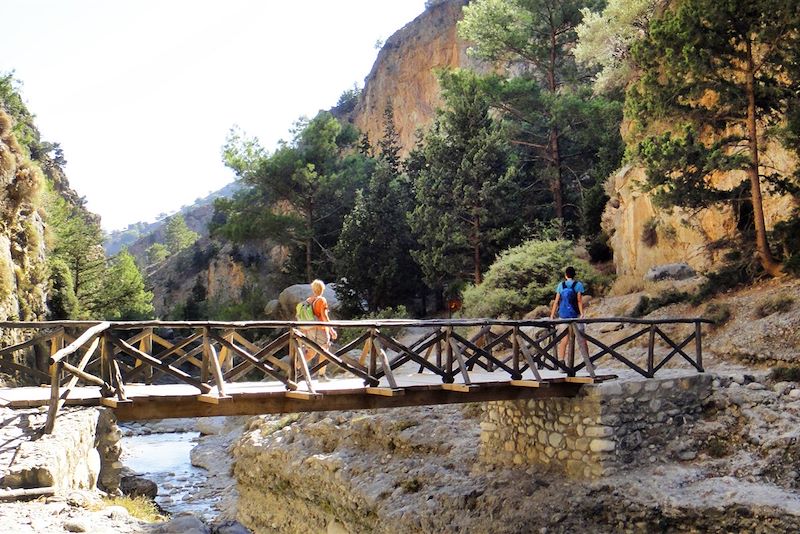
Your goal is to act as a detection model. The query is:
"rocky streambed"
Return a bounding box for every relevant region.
[118,417,246,531]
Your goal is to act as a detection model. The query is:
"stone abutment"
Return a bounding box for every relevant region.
[479,371,713,477]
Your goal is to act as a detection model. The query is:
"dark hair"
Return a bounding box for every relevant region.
[565,266,576,278]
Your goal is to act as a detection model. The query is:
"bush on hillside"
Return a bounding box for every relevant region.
[461,239,608,319]
[630,289,690,317]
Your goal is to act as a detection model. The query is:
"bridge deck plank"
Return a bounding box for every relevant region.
[0,368,612,414]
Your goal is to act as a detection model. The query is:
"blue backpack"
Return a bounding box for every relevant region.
[557,280,582,318]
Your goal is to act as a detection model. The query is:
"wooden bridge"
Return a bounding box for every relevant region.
[0,318,709,432]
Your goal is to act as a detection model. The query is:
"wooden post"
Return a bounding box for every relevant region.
[647,325,656,377]
[445,327,454,381]
[111,355,127,401]
[44,361,63,433]
[435,329,442,368]
[203,328,227,397]
[141,328,153,385]
[359,331,373,368]
[567,324,576,376]
[200,328,210,384]
[695,321,703,372]
[288,328,297,384]
[49,334,62,385]
[512,326,520,377]
[220,329,235,373]
[368,328,377,378]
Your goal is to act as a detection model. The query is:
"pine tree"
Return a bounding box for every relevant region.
[163,214,198,254]
[458,0,624,234]
[335,162,421,312]
[47,257,79,320]
[146,243,169,265]
[377,102,402,174]
[409,70,521,289]
[220,112,367,280]
[628,0,800,276]
[44,187,106,315]
[95,251,154,320]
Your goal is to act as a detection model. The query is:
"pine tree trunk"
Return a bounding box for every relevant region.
[547,25,564,221]
[306,201,314,282]
[549,127,564,221]
[745,38,782,276]
[473,215,481,285]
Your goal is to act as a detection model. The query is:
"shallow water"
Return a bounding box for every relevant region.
[121,432,219,521]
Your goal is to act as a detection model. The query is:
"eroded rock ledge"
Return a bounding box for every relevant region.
[0,407,121,493]
[232,371,800,533]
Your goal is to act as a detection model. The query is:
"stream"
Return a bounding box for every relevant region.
[120,431,221,521]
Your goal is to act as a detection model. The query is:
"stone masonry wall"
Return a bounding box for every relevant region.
[1,407,122,492]
[480,372,713,478]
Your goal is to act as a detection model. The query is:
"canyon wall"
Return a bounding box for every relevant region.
[603,143,798,278]
[146,238,289,317]
[349,0,479,155]
[0,108,48,324]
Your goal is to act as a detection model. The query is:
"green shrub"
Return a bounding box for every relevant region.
[705,437,730,458]
[770,366,800,382]
[641,218,658,247]
[461,239,608,319]
[755,296,795,318]
[631,289,690,317]
[400,477,422,493]
[785,254,800,277]
[690,250,760,305]
[773,211,800,260]
[703,302,732,327]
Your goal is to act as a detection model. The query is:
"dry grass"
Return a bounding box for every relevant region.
[609,276,646,296]
[755,296,795,318]
[94,495,166,522]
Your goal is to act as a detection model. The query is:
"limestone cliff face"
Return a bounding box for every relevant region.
[349,0,479,154]
[603,143,799,278]
[146,238,289,317]
[0,109,48,323]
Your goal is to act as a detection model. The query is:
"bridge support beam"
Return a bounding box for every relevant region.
[110,382,584,421]
[479,372,713,478]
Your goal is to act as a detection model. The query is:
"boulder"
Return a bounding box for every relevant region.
[212,520,252,534]
[644,263,696,282]
[155,513,210,534]
[278,283,340,320]
[120,475,158,499]
[523,305,551,320]
[263,299,280,319]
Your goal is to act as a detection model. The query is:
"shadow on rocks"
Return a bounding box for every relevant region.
[152,513,252,534]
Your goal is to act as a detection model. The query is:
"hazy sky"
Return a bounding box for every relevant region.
[1,1,427,231]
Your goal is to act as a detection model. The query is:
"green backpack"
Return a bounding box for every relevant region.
[295,298,318,321]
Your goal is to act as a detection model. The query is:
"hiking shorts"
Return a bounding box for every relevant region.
[556,322,585,336]
[301,327,331,349]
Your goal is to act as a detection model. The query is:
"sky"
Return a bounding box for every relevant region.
[0,0,428,231]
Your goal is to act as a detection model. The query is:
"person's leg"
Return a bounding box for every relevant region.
[556,324,568,361]
[312,328,331,379]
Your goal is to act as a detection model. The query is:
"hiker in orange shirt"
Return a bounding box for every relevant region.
[299,279,337,380]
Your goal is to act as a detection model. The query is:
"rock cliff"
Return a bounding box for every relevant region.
[348,0,480,154]
[602,141,798,278]
[0,108,48,324]
[146,238,289,318]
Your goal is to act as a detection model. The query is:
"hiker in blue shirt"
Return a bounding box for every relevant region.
[549,266,590,363]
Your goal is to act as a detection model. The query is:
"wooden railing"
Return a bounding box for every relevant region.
[0,317,711,432]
